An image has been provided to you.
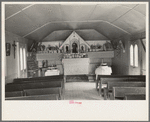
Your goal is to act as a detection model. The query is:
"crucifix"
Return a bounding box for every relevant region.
[12,41,17,59]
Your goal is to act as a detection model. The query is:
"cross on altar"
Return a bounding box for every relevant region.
[12,41,17,59]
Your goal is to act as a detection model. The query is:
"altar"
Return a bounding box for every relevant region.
[62,58,89,75]
[36,31,114,78]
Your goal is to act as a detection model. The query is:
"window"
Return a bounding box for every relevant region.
[130,45,133,66]
[23,48,26,69]
[134,44,138,67]
[130,44,138,67]
[20,47,23,70]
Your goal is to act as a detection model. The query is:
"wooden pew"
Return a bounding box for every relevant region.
[5,81,63,92]
[97,75,145,95]
[124,94,146,100]
[5,91,24,98]
[13,75,64,83]
[12,79,63,84]
[24,87,62,100]
[110,87,146,100]
[104,82,146,100]
[97,75,145,89]
[5,81,65,99]
[5,94,59,100]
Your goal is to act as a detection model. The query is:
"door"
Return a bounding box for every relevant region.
[18,43,27,78]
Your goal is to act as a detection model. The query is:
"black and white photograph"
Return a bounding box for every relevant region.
[1,1,149,121]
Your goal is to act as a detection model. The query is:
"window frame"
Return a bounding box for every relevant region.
[134,44,138,67]
[130,44,134,66]
[130,43,139,67]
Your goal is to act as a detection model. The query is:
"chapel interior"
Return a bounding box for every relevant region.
[4,3,147,100]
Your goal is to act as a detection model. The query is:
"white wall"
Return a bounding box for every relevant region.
[5,31,28,84]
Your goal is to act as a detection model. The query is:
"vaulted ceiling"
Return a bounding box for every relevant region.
[5,3,146,42]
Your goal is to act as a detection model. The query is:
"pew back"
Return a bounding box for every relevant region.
[124,94,146,100]
[24,87,61,98]
[107,82,146,90]
[13,75,64,83]
[112,87,146,100]
[104,82,146,100]
[97,75,145,95]
[5,94,59,100]
[5,81,63,92]
[5,91,24,98]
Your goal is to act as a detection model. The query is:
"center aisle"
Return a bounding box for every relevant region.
[64,82,104,100]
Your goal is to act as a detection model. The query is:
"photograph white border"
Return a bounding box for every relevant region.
[1,1,149,121]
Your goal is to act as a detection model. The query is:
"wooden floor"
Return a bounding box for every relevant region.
[64,82,104,100]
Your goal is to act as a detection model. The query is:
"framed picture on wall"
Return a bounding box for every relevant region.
[6,43,11,56]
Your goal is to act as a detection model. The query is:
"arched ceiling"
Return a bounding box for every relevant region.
[5,3,146,42]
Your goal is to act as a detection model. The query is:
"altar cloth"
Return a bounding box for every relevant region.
[95,65,112,80]
[45,69,60,76]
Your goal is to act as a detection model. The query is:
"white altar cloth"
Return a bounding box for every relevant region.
[45,69,60,76]
[95,65,112,80]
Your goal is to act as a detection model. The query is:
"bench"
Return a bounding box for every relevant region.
[97,75,145,95]
[5,81,64,99]
[110,87,146,100]
[124,94,146,100]
[5,91,24,98]
[5,94,59,100]
[13,75,64,83]
[104,82,146,100]
[6,81,63,92]
[24,87,62,100]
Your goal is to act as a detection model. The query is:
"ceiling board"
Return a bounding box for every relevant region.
[90,4,131,22]
[134,4,146,16]
[25,21,129,41]
[25,23,57,41]
[112,9,146,34]
[73,22,98,30]
[5,4,31,19]
[6,11,39,37]
[5,4,146,42]
[95,21,129,40]
[76,29,108,40]
[42,30,73,42]
[61,5,95,21]
[23,4,63,26]
[120,4,138,8]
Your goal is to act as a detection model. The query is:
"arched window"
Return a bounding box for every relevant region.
[130,45,133,66]
[23,48,26,69]
[134,44,138,67]
[20,47,23,70]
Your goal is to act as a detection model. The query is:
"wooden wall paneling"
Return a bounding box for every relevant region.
[36,53,63,60]
[87,51,114,58]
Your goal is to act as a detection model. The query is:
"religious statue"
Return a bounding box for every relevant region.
[72,43,78,53]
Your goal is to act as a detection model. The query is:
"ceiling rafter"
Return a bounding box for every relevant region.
[111,4,139,23]
[132,5,146,16]
[5,4,34,20]
[87,4,98,20]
